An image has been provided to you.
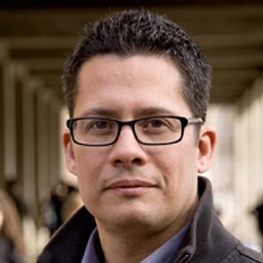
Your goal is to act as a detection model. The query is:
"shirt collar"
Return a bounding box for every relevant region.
[141,223,190,263]
[81,228,101,263]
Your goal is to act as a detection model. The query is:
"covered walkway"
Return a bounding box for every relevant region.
[1,1,263,260]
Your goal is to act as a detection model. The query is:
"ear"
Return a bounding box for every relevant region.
[62,130,77,176]
[196,125,217,174]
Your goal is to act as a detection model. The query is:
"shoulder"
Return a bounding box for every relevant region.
[237,244,263,263]
[221,243,263,263]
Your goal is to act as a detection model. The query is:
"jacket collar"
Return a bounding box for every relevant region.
[37,206,96,262]
[175,176,238,262]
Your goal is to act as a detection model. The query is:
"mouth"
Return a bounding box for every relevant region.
[105,179,156,195]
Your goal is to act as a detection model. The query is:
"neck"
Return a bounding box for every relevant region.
[95,216,191,263]
[95,192,199,263]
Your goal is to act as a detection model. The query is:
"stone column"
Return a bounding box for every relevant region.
[234,73,263,249]
[3,60,17,181]
[0,44,8,187]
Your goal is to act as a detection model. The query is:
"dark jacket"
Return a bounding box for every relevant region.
[37,177,263,263]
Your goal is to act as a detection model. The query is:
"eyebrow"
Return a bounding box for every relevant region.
[134,107,175,117]
[79,108,120,118]
[78,106,176,119]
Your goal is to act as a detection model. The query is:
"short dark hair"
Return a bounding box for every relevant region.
[62,9,211,120]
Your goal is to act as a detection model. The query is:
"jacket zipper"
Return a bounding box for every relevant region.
[175,253,190,263]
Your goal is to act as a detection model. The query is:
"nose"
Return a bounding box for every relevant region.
[109,126,148,166]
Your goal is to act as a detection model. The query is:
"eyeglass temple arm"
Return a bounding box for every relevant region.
[188,117,203,125]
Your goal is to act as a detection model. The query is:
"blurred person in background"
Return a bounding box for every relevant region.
[60,189,83,224]
[0,189,25,263]
[6,179,29,220]
[252,195,263,253]
[40,183,82,236]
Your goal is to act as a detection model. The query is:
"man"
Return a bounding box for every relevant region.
[38,9,263,263]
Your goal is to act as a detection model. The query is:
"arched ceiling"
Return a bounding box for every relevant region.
[1,1,263,104]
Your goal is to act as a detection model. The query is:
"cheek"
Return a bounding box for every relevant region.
[163,152,198,210]
[74,149,104,200]
[154,146,197,192]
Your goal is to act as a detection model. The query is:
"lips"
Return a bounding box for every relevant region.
[106,179,155,191]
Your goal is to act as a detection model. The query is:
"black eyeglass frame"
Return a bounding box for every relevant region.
[66,116,203,147]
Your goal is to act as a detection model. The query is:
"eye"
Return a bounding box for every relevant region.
[77,119,116,134]
[139,118,169,131]
[91,120,110,130]
[148,119,166,128]
[138,117,181,133]
[87,119,118,133]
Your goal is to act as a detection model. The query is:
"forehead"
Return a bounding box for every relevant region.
[74,54,190,118]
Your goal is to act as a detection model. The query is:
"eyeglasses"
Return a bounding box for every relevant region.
[66,116,203,147]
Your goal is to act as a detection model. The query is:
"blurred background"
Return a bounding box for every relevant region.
[0,0,263,262]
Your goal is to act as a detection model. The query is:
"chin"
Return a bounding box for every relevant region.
[109,208,156,228]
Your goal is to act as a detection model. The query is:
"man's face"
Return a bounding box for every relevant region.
[64,54,213,234]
